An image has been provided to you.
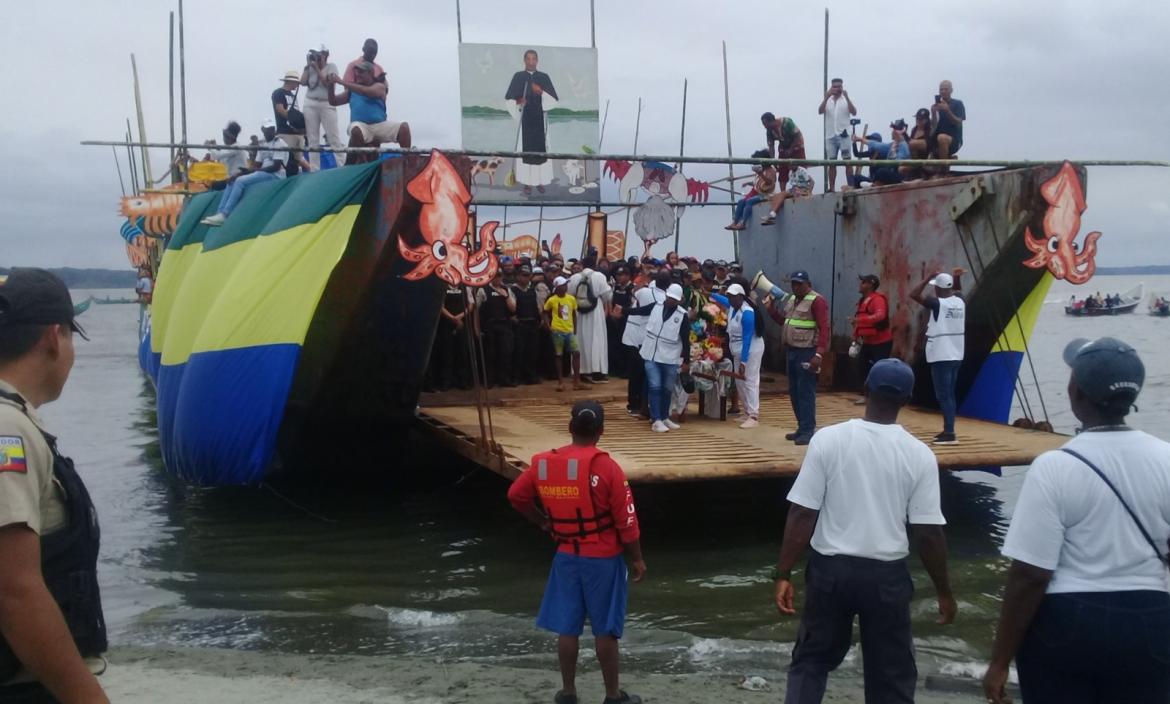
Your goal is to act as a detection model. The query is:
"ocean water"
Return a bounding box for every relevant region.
[38,279,1170,681]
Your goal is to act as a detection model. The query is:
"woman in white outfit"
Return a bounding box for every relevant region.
[712,283,765,428]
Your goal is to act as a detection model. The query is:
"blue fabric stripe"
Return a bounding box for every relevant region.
[155,344,301,485]
[959,350,1023,424]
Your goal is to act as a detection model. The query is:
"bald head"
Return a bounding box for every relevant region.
[939,80,953,99]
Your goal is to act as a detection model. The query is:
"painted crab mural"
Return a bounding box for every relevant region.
[1022,162,1100,285]
[603,159,711,204]
[398,150,500,286]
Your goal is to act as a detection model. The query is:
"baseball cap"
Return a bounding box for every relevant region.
[261,118,276,129]
[716,260,728,268]
[915,108,930,119]
[666,283,684,301]
[500,255,513,265]
[729,261,743,272]
[789,270,811,283]
[866,359,915,398]
[517,265,531,275]
[866,132,882,141]
[570,399,605,435]
[859,273,881,288]
[929,272,954,289]
[531,266,544,275]
[1062,337,1145,410]
[890,118,909,131]
[726,283,746,296]
[0,268,89,340]
[553,276,568,287]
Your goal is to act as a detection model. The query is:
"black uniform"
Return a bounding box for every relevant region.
[430,286,473,391]
[511,282,542,385]
[609,281,634,378]
[479,286,516,387]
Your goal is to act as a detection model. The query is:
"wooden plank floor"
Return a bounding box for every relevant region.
[418,381,1066,484]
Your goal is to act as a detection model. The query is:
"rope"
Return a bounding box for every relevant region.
[952,223,1036,422]
[261,483,338,523]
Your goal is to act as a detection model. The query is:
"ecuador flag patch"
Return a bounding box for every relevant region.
[0,436,27,473]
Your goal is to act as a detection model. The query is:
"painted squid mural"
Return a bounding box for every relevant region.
[1022,162,1100,284]
[398,150,500,286]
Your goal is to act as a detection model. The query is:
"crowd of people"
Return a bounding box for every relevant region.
[426,244,969,445]
[195,38,411,227]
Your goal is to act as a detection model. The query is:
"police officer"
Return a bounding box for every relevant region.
[0,269,109,703]
[766,271,831,445]
[476,270,517,388]
[431,283,474,391]
[607,265,634,379]
[511,265,542,386]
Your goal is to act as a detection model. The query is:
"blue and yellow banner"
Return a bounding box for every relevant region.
[140,163,381,485]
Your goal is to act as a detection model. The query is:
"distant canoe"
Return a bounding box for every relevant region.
[1149,292,1170,317]
[1065,283,1143,316]
[73,296,94,315]
[95,296,139,304]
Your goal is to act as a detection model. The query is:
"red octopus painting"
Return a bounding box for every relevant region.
[398,150,500,287]
[1022,162,1101,284]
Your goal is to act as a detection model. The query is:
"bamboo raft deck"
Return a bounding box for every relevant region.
[417,380,1066,483]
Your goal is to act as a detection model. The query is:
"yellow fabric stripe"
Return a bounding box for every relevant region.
[151,242,205,355]
[996,273,1053,353]
[158,205,361,365]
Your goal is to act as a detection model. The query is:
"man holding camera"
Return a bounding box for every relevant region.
[817,78,856,193]
[301,44,342,171]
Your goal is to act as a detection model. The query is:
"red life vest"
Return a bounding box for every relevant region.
[531,445,616,552]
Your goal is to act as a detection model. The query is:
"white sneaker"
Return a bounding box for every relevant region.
[201,213,226,226]
[651,420,670,433]
[663,419,682,430]
[739,418,759,429]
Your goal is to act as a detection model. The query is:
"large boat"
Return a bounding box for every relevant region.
[1065,283,1143,316]
[128,154,1094,486]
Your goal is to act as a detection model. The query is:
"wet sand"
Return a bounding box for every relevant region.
[102,646,987,703]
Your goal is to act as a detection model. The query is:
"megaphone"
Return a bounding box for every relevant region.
[751,271,786,301]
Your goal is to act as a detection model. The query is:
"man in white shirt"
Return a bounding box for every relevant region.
[301,44,342,171]
[774,359,955,704]
[621,273,668,417]
[910,267,966,444]
[984,337,1170,704]
[817,78,856,193]
[200,119,286,227]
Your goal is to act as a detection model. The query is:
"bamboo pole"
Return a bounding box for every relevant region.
[590,0,596,48]
[673,78,688,253]
[79,140,1170,170]
[822,8,829,192]
[455,0,463,43]
[597,99,610,152]
[130,54,153,186]
[179,0,189,194]
[169,11,176,183]
[722,41,740,261]
[621,98,643,258]
[112,146,127,197]
[125,122,139,194]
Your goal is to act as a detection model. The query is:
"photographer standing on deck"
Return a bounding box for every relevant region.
[507,401,645,704]
[0,270,109,704]
[774,359,955,704]
[301,44,342,171]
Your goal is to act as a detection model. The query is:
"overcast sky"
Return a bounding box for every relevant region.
[2,0,1167,270]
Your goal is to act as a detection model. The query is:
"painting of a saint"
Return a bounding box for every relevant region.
[504,50,559,194]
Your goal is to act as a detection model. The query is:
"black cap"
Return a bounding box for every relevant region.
[716,260,728,268]
[0,268,88,341]
[1063,337,1144,410]
[729,261,743,272]
[517,265,532,275]
[859,273,880,288]
[915,107,930,119]
[789,270,811,283]
[570,400,605,435]
[890,118,909,131]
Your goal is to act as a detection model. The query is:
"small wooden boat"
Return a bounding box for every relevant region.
[1065,283,1143,316]
[94,296,139,304]
[73,296,95,316]
[1149,292,1170,317]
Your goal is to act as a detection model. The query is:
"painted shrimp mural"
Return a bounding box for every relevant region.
[120,182,208,237]
[498,233,562,260]
[398,151,500,286]
[1022,162,1100,284]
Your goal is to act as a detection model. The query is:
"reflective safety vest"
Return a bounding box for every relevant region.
[925,296,965,363]
[782,292,820,348]
[621,286,665,348]
[639,303,688,365]
[531,446,615,552]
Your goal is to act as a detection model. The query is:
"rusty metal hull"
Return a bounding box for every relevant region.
[739,165,1084,418]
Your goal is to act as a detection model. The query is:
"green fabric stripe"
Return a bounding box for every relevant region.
[169,193,220,250]
[202,162,381,252]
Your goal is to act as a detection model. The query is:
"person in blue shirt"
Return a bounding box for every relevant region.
[711,283,766,429]
[326,61,411,164]
[852,121,910,186]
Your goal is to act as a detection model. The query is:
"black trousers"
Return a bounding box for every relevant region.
[513,321,541,384]
[785,552,916,704]
[854,340,893,390]
[0,682,59,703]
[608,319,629,378]
[1016,590,1170,704]
[483,321,515,387]
[432,319,472,390]
[625,344,645,411]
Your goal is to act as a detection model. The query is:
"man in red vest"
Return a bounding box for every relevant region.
[508,401,646,704]
[849,274,892,404]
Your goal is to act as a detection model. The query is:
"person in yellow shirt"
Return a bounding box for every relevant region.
[544,277,586,391]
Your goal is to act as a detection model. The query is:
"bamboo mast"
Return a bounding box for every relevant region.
[125,121,140,195]
[722,41,738,261]
[130,54,153,186]
[179,0,189,193]
[621,98,643,258]
[168,11,177,183]
[822,8,829,191]
[673,78,688,253]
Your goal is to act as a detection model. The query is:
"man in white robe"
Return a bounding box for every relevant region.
[568,257,612,382]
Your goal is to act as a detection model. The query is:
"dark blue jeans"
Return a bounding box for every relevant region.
[1016,591,1170,704]
[733,195,764,223]
[643,360,679,422]
[786,348,818,436]
[929,360,961,433]
[785,552,917,704]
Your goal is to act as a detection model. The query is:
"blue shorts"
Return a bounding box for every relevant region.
[536,552,628,638]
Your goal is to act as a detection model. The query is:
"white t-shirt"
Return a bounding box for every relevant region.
[1002,430,1170,594]
[788,419,946,561]
[256,138,287,179]
[824,94,852,137]
[211,148,249,177]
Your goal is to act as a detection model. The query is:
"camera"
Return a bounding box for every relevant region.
[307,49,320,63]
[849,118,861,126]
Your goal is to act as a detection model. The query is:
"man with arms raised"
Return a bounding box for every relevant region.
[508,401,645,704]
[775,358,955,704]
[0,270,109,703]
[327,61,411,164]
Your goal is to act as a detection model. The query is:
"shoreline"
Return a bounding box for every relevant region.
[100,645,993,703]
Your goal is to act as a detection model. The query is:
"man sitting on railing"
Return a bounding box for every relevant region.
[199,119,285,227]
[326,61,411,165]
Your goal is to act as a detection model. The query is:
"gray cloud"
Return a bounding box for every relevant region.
[2,0,1167,270]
